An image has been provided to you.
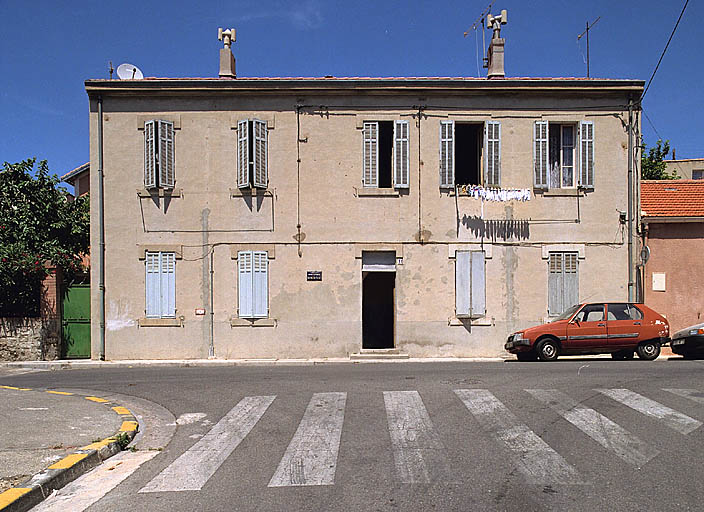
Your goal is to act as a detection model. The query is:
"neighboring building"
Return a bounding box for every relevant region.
[84,37,643,360]
[641,180,704,332]
[664,158,704,180]
[62,162,90,197]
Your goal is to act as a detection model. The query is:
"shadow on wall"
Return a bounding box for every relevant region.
[461,216,530,242]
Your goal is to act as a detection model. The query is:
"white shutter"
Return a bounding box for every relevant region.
[362,122,378,187]
[579,121,594,188]
[534,121,549,189]
[563,253,579,310]
[161,252,176,318]
[470,251,486,317]
[238,251,253,318]
[158,121,175,189]
[455,251,471,317]
[144,120,157,189]
[252,251,268,318]
[145,252,160,317]
[440,120,454,187]
[548,253,563,316]
[484,121,501,187]
[393,120,409,188]
[237,120,250,188]
[253,119,267,189]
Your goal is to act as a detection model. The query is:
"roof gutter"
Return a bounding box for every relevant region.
[642,216,704,224]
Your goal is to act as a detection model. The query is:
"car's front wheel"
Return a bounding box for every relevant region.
[636,340,661,360]
[536,338,559,361]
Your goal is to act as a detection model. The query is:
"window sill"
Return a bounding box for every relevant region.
[448,316,493,326]
[137,188,183,198]
[539,189,586,197]
[230,317,277,327]
[138,317,183,327]
[230,187,273,198]
[355,187,400,197]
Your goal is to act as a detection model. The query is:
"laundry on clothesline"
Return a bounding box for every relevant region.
[457,185,531,202]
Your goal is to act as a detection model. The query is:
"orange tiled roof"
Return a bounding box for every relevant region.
[641,180,704,217]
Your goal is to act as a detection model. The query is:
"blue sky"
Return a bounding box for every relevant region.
[1,0,700,184]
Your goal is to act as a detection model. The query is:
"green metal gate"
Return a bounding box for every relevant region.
[62,284,91,359]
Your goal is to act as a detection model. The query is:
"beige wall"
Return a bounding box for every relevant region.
[665,160,704,180]
[89,88,634,359]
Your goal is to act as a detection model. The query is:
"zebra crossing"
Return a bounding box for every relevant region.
[139,388,704,493]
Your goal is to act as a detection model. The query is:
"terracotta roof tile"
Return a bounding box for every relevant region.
[641,180,704,217]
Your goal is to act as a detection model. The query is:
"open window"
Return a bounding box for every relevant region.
[362,121,409,189]
[535,121,593,189]
[144,120,174,189]
[237,119,268,189]
[440,120,500,188]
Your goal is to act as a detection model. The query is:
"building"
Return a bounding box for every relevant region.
[61,162,91,198]
[84,35,643,360]
[664,158,704,180]
[640,180,704,332]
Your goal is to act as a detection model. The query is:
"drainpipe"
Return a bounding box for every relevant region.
[209,248,215,357]
[97,95,106,360]
[627,98,634,302]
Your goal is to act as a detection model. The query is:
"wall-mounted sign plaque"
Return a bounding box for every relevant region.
[307,271,322,281]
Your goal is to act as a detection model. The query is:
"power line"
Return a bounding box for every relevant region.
[641,0,689,101]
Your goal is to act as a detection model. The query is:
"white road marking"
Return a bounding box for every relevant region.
[455,389,580,485]
[174,412,207,425]
[383,390,448,484]
[663,388,704,405]
[526,389,658,467]
[269,392,346,487]
[596,389,701,435]
[140,395,275,492]
[33,450,159,511]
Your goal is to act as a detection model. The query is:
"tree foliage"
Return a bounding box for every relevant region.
[0,159,89,316]
[641,139,678,180]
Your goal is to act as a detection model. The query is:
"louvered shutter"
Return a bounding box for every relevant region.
[161,252,176,317]
[563,253,579,310]
[145,252,160,317]
[484,121,501,187]
[579,121,594,188]
[238,251,253,318]
[237,120,250,188]
[439,120,455,187]
[157,121,175,189]
[470,251,486,317]
[455,251,471,317]
[534,121,549,189]
[548,253,563,316]
[252,251,268,318]
[253,119,267,188]
[362,122,378,187]
[393,120,409,188]
[144,120,157,189]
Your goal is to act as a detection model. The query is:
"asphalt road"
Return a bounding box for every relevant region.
[2,359,704,511]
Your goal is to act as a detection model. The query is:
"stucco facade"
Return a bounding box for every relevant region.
[86,77,643,359]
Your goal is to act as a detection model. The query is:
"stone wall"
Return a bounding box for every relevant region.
[0,317,60,361]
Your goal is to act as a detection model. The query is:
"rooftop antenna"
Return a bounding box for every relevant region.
[116,63,144,79]
[218,27,236,49]
[464,1,495,74]
[577,17,600,78]
[109,61,114,80]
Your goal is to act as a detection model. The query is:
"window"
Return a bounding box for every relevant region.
[144,120,175,189]
[548,252,578,316]
[455,251,486,318]
[574,304,604,323]
[607,303,642,321]
[534,121,593,189]
[237,119,268,189]
[238,251,268,318]
[440,120,500,188]
[362,121,409,188]
[145,252,175,318]
[693,170,704,180]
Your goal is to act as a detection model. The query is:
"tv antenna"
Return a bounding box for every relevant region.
[116,62,144,80]
[577,17,600,78]
[463,1,495,76]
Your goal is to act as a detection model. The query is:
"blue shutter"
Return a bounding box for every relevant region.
[253,120,268,188]
[161,252,176,318]
[252,251,268,318]
[534,121,549,189]
[470,251,486,317]
[484,121,501,187]
[145,252,160,317]
[563,253,579,310]
[144,120,157,189]
[579,121,594,188]
[238,251,253,318]
[363,122,378,187]
[455,251,470,317]
[237,120,250,188]
[548,253,563,316]
[393,120,409,188]
[159,121,175,189]
[440,120,454,187]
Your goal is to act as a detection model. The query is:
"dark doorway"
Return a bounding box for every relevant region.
[362,272,395,349]
[455,123,482,185]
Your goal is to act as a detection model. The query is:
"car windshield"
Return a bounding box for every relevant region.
[550,304,581,322]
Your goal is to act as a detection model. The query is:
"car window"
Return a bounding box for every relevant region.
[550,304,582,322]
[574,304,604,323]
[607,303,642,321]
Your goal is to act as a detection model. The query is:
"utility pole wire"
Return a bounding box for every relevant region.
[641,0,689,101]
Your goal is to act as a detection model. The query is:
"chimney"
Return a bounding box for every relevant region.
[218,28,236,78]
[485,10,507,79]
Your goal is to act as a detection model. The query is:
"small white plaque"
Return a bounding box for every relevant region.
[652,272,666,292]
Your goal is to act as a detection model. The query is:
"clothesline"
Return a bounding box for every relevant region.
[457,185,532,202]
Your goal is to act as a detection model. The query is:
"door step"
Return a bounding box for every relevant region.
[349,350,409,360]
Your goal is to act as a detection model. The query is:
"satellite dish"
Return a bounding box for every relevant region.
[116,63,144,80]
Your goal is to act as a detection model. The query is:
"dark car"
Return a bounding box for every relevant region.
[505,302,670,361]
[670,322,704,359]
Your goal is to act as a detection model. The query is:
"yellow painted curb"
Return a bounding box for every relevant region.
[119,421,138,432]
[112,406,130,415]
[85,396,110,403]
[0,487,31,507]
[80,438,115,451]
[48,453,90,470]
[46,390,73,396]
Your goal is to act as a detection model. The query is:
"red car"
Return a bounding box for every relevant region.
[505,303,670,361]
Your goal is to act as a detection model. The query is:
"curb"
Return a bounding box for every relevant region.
[0,386,139,512]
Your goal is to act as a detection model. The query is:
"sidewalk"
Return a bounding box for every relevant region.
[0,386,138,511]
